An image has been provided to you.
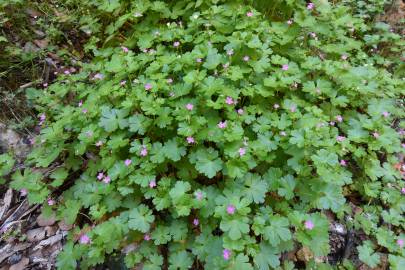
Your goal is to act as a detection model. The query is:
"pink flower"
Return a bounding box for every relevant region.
[167,78,173,84]
[280,131,287,136]
[226,204,235,215]
[290,105,296,112]
[193,218,199,226]
[64,70,70,75]
[225,96,234,105]
[273,104,280,109]
[78,100,83,107]
[120,80,127,86]
[186,103,194,111]
[96,140,103,147]
[382,111,390,118]
[397,239,404,248]
[186,136,195,144]
[97,172,104,180]
[121,46,129,53]
[39,113,46,121]
[103,175,111,184]
[309,32,317,38]
[140,147,148,156]
[173,41,180,47]
[282,64,289,71]
[144,234,151,241]
[223,63,229,69]
[227,49,234,56]
[238,147,246,156]
[336,136,346,142]
[336,115,343,122]
[246,11,253,17]
[124,159,132,166]
[287,19,293,25]
[79,234,91,244]
[47,199,55,206]
[401,187,405,194]
[237,108,244,115]
[243,55,250,62]
[93,73,104,80]
[330,121,336,126]
[218,121,227,129]
[340,160,347,166]
[402,143,405,149]
[307,2,314,10]
[304,220,314,230]
[82,108,88,114]
[341,54,348,60]
[43,83,48,87]
[196,58,202,63]
[144,83,152,91]
[223,249,231,260]
[20,189,28,196]
[195,191,203,200]
[149,179,156,188]
[372,132,380,138]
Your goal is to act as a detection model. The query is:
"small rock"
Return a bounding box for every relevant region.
[36,213,56,227]
[9,257,29,270]
[27,228,46,242]
[7,253,22,265]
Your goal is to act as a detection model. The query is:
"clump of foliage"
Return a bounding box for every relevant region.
[5,0,405,269]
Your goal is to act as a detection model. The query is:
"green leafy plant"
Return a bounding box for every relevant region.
[5,0,405,269]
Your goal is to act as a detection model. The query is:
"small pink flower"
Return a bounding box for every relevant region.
[330,121,336,126]
[315,88,321,94]
[187,136,195,144]
[280,131,287,136]
[243,55,250,62]
[336,115,343,122]
[186,103,194,111]
[97,172,104,180]
[47,199,55,206]
[336,136,346,142]
[273,104,280,109]
[218,121,227,129]
[144,83,152,91]
[167,78,173,84]
[223,249,231,260]
[103,175,111,184]
[402,143,405,149]
[223,62,229,69]
[225,96,234,105]
[79,234,91,244]
[399,129,405,136]
[140,148,148,156]
[382,111,390,118]
[82,108,88,114]
[121,46,129,53]
[43,83,48,87]
[304,220,314,230]
[309,32,317,38]
[93,73,104,80]
[96,140,103,147]
[226,204,235,215]
[290,106,296,112]
[120,80,127,86]
[282,64,289,71]
[287,19,293,25]
[401,187,405,194]
[39,113,46,121]
[193,218,199,226]
[144,234,151,241]
[397,239,404,248]
[20,189,28,196]
[246,11,253,17]
[372,132,380,138]
[195,191,203,200]
[64,70,70,75]
[173,41,180,47]
[307,2,314,10]
[238,147,246,157]
[237,108,244,115]
[149,179,156,188]
[340,160,347,166]
[227,49,234,56]
[341,54,348,60]
[124,159,132,166]
[85,131,93,138]
[78,100,83,107]
[196,58,202,63]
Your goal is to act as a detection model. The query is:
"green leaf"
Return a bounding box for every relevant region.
[220,216,250,240]
[263,215,291,245]
[128,205,155,233]
[99,107,129,132]
[358,241,380,268]
[162,139,186,162]
[189,148,223,178]
[203,47,222,70]
[254,243,280,270]
[128,114,152,135]
[168,251,193,270]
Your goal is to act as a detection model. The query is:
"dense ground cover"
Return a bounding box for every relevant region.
[1,0,404,269]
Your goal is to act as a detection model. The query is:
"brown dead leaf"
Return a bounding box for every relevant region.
[296,246,314,262]
[33,39,49,49]
[0,189,13,222]
[27,228,46,242]
[9,257,29,270]
[33,234,63,251]
[36,213,56,227]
